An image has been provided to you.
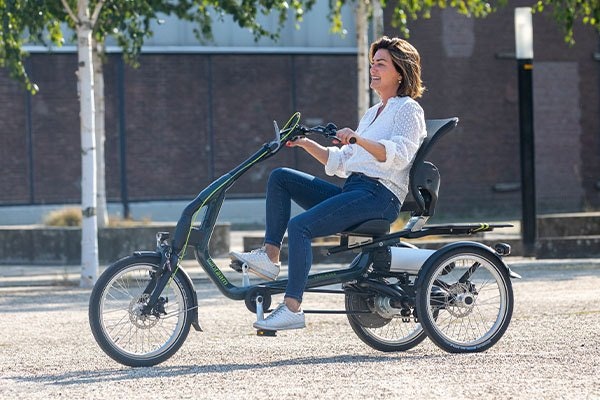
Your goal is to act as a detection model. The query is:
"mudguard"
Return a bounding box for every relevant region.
[415,241,521,282]
[132,250,203,331]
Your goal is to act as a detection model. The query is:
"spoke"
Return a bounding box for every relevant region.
[99,265,188,357]
[459,262,480,283]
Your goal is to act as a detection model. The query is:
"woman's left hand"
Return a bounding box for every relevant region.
[334,128,359,145]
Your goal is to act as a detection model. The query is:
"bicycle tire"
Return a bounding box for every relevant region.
[415,245,514,353]
[89,255,194,367]
[346,292,427,352]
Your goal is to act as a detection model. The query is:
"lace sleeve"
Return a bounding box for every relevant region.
[377,101,425,173]
[324,145,353,178]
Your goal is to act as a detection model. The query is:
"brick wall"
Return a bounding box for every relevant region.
[0,4,598,220]
[393,5,600,217]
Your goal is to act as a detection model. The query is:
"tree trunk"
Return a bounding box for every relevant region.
[355,0,369,121]
[77,0,99,288]
[93,40,108,228]
[371,1,384,107]
[372,1,384,40]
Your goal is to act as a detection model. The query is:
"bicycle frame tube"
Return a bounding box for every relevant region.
[194,243,373,301]
[171,142,278,256]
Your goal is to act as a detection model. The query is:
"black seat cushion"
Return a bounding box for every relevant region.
[341,219,390,237]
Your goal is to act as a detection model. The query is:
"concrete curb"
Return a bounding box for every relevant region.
[2,256,600,289]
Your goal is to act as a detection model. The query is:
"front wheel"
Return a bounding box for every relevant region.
[415,246,514,353]
[89,256,194,367]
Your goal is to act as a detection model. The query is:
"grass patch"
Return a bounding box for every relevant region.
[44,207,82,227]
[43,207,151,227]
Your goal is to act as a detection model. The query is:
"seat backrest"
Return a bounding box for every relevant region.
[402,117,459,217]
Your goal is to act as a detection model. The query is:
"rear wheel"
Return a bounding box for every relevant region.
[89,256,194,367]
[415,246,514,353]
[345,291,427,352]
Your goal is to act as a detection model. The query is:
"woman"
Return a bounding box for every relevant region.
[230,36,426,331]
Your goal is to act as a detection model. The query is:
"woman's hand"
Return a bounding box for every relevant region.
[285,137,312,148]
[334,128,359,145]
[336,127,387,162]
[285,137,329,165]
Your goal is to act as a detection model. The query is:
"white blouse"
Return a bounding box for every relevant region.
[324,96,426,203]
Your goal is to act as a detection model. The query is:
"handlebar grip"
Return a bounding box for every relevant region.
[349,137,357,144]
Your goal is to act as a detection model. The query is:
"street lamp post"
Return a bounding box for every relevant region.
[515,7,537,256]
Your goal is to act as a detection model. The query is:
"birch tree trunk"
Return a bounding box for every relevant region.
[93,40,108,228]
[77,0,99,288]
[355,0,369,121]
[371,1,384,107]
[372,1,384,40]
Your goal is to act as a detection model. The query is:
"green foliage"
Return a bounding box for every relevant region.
[2,0,600,93]
[0,0,65,93]
[328,0,600,43]
[388,0,504,37]
[0,0,313,91]
[328,0,506,37]
[534,0,600,44]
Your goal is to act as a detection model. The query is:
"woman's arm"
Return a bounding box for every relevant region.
[336,128,387,162]
[286,138,329,166]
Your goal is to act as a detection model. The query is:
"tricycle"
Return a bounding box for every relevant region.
[88,113,520,367]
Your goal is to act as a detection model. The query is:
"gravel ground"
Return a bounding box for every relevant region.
[0,265,599,399]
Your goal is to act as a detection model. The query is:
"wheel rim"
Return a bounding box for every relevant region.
[99,264,187,359]
[361,319,424,345]
[425,253,508,347]
[348,293,424,346]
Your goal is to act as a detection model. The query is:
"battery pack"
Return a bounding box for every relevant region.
[389,246,435,274]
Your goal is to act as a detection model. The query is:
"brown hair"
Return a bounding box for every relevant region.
[369,36,425,99]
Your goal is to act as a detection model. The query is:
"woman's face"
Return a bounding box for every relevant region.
[369,49,400,95]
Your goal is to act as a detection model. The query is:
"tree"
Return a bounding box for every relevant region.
[2,0,600,286]
[0,0,310,287]
[334,0,600,117]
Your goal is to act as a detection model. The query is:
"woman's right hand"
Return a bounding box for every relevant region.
[334,128,359,145]
[286,137,312,148]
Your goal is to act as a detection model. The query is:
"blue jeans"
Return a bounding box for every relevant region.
[264,167,401,302]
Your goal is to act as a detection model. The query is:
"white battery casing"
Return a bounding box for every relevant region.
[389,247,436,274]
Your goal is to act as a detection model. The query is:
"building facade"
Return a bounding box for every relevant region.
[0,1,598,223]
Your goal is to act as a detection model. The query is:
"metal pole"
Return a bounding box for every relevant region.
[207,55,215,181]
[25,59,35,204]
[517,58,536,256]
[515,7,537,256]
[117,54,130,219]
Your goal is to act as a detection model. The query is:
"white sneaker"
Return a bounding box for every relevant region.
[253,303,306,331]
[229,247,280,281]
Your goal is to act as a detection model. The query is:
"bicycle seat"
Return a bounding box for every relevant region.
[338,118,458,238]
[341,219,390,237]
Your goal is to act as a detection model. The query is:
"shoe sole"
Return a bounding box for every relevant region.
[248,267,278,281]
[229,254,279,281]
[253,322,306,330]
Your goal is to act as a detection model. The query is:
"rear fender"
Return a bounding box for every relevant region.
[415,241,521,284]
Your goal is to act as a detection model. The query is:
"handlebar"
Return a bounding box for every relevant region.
[289,123,358,144]
[272,113,357,150]
[294,122,339,141]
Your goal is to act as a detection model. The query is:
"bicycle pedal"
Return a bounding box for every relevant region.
[229,259,243,273]
[256,329,277,337]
